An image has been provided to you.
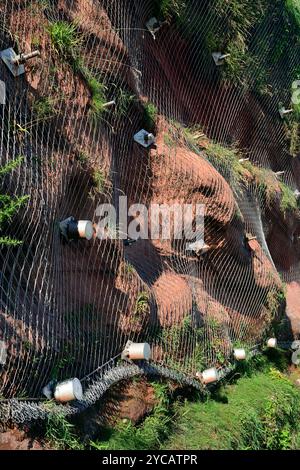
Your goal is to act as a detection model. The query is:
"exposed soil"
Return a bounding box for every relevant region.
[0,427,44,450]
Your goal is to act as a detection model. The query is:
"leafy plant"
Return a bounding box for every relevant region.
[134,291,150,317]
[114,87,136,118]
[285,0,300,28]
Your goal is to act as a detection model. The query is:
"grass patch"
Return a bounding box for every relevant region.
[205,141,245,186]
[142,102,158,132]
[45,413,83,450]
[0,157,29,246]
[48,21,82,58]
[165,367,300,450]
[87,76,107,120]
[114,87,136,118]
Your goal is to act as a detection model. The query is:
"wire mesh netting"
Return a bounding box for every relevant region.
[0,0,300,422]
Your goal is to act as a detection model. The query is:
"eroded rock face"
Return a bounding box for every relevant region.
[1,0,300,411]
[117,380,157,423]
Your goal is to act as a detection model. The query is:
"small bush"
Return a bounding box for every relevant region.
[154,0,186,20]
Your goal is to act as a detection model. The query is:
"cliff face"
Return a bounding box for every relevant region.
[0,0,300,403]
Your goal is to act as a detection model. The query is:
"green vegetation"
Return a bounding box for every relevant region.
[114,87,136,118]
[279,181,298,213]
[165,367,300,450]
[154,0,187,21]
[205,142,245,186]
[77,151,89,165]
[93,169,106,193]
[285,0,300,28]
[32,97,55,121]
[45,413,83,450]
[134,291,150,318]
[86,76,107,120]
[203,141,299,214]
[123,262,135,275]
[40,351,300,451]
[91,382,173,450]
[287,121,300,157]
[50,346,75,380]
[48,21,82,58]
[48,20,109,120]
[160,316,206,371]
[0,157,29,246]
[142,102,158,132]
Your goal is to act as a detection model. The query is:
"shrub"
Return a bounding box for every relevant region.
[154,0,187,20]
